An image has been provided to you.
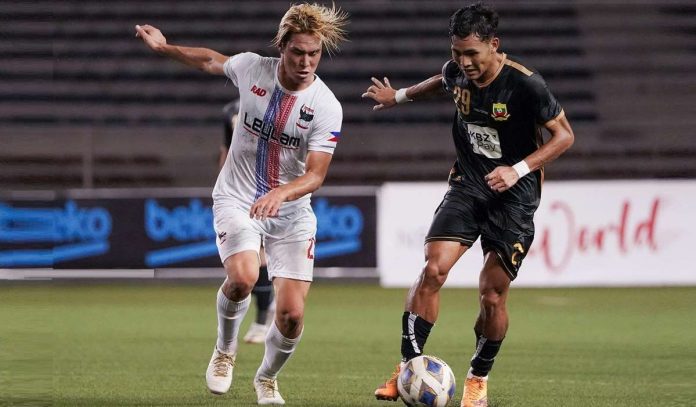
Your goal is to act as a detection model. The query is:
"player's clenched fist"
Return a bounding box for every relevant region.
[485,166,519,193]
[135,24,167,53]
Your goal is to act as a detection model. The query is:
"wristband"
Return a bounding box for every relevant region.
[512,160,530,178]
[395,88,412,104]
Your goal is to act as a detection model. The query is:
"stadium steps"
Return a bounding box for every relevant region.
[0,153,173,189]
[21,1,696,187]
[576,2,696,163]
[1,0,595,128]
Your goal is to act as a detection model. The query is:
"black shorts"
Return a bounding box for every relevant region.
[425,185,537,280]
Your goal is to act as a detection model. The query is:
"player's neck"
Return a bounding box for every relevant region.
[277,64,315,92]
[474,52,506,88]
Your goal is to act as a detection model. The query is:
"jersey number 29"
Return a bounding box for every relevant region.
[453,86,470,116]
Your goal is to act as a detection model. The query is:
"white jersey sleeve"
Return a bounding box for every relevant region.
[223,52,261,87]
[307,97,342,154]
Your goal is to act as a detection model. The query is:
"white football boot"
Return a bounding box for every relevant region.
[205,346,235,394]
[243,322,269,344]
[254,376,286,405]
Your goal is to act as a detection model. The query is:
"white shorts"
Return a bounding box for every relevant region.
[213,202,317,282]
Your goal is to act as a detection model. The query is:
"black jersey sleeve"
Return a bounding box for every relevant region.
[441,60,459,94]
[524,73,562,125]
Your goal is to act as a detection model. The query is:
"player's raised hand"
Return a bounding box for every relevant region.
[485,166,520,193]
[361,77,397,111]
[135,24,167,53]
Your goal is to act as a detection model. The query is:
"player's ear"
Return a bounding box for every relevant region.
[489,37,500,52]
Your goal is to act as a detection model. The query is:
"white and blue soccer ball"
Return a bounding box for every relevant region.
[397,355,456,407]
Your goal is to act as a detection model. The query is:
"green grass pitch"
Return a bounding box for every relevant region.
[1,283,695,406]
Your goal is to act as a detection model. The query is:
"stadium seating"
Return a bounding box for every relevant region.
[1,0,695,188]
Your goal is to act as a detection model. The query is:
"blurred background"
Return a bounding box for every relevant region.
[3,0,696,190]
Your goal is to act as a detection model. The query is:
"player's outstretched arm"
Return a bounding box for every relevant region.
[134,24,228,75]
[361,74,445,111]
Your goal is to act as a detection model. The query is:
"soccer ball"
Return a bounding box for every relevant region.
[397,355,456,407]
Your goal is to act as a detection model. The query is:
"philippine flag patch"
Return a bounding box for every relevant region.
[328,131,340,142]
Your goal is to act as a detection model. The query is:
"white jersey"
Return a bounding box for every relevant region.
[213,52,342,216]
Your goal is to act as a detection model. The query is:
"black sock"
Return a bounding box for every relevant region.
[470,336,504,377]
[253,266,273,325]
[474,326,483,350]
[400,312,434,362]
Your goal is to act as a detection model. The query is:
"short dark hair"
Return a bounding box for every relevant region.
[448,2,499,41]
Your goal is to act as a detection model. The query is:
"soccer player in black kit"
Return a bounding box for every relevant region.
[362,3,574,406]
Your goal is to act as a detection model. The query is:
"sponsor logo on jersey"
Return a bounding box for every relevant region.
[467,124,502,158]
[242,112,301,149]
[296,104,314,129]
[251,85,267,97]
[491,102,510,121]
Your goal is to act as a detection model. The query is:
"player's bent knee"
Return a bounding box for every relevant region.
[277,309,304,331]
[222,278,255,299]
[421,264,449,288]
[479,289,506,309]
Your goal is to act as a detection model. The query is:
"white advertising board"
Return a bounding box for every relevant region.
[378,180,696,287]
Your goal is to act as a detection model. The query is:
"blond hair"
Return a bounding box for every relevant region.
[273,3,349,55]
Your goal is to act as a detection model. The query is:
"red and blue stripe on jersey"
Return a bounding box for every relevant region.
[254,86,297,200]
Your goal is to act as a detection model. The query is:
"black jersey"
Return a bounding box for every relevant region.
[441,54,563,207]
[222,99,240,149]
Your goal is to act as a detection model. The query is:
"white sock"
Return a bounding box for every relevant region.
[216,287,250,354]
[467,368,489,380]
[256,321,302,380]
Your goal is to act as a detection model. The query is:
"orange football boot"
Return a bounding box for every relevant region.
[374,363,401,401]
[461,374,488,407]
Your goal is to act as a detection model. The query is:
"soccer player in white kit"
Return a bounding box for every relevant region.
[135,4,348,404]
